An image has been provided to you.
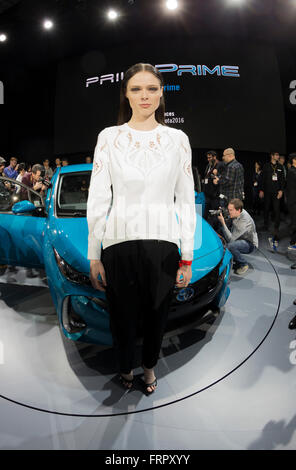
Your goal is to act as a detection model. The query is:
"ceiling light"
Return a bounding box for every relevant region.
[166,0,178,10]
[227,0,246,5]
[43,19,54,30]
[0,34,7,42]
[107,9,119,20]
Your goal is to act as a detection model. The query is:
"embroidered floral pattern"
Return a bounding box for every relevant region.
[113,125,175,176]
[181,141,189,154]
[98,140,107,152]
[114,129,124,150]
[93,159,103,175]
[183,160,193,177]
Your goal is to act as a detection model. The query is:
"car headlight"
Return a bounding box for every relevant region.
[53,248,91,286]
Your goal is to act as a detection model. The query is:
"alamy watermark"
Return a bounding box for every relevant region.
[0,81,3,104]
[289,340,296,365]
[88,199,202,249]
[289,80,296,105]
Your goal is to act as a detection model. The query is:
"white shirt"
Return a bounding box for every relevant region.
[87,123,196,261]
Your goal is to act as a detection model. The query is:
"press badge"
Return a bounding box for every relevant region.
[204,178,208,184]
[272,175,278,181]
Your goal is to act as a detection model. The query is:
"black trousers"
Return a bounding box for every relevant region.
[288,201,296,245]
[263,192,281,237]
[101,240,180,374]
[252,188,262,215]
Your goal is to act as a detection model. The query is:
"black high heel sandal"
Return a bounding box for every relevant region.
[118,374,134,390]
[141,377,157,395]
[141,364,157,395]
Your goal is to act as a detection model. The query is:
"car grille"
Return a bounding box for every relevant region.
[172,262,222,305]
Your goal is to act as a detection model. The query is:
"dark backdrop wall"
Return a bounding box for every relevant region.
[0,62,56,162]
[54,38,286,155]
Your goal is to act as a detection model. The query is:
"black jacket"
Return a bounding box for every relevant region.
[260,162,285,194]
[203,161,223,198]
[252,171,262,193]
[286,166,296,205]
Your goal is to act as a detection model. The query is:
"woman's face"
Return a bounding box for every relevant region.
[125,71,163,119]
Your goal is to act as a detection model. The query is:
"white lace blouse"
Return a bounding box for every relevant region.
[87,123,196,261]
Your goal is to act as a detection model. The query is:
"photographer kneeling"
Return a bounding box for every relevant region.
[217,198,258,275]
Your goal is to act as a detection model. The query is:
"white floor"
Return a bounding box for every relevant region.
[0,228,295,450]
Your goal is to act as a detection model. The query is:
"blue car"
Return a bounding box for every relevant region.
[0,165,232,345]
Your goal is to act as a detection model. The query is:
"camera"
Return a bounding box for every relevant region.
[40,177,52,188]
[208,209,222,216]
[208,207,229,219]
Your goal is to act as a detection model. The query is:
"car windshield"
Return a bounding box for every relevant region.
[56,172,91,217]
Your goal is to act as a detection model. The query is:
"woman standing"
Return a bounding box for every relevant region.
[252,161,262,215]
[87,63,196,394]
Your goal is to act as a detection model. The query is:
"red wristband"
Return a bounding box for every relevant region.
[179,260,192,268]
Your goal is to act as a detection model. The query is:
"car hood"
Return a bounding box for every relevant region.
[50,214,224,277]
[49,217,90,274]
[191,213,224,282]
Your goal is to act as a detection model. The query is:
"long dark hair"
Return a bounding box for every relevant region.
[117,63,166,125]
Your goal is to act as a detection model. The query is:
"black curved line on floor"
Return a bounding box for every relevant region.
[0,248,282,418]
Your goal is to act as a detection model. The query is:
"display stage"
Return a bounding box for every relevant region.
[0,248,280,416]
[0,232,295,449]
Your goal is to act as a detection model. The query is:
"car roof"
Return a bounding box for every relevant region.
[59,163,93,174]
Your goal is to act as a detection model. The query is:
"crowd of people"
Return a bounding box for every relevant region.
[202,149,296,255]
[0,155,93,181]
[1,150,295,260]
[201,148,296,329]
[0,155,93,201]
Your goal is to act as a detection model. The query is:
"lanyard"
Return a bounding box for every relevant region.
[271,163,277,176]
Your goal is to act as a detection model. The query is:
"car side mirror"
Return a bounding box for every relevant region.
[12,200,37,214]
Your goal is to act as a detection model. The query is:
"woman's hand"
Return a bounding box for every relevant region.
[90,259,107,291]
[175,265,192,288]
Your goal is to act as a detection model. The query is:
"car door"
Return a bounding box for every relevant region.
[0,176,47,268]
